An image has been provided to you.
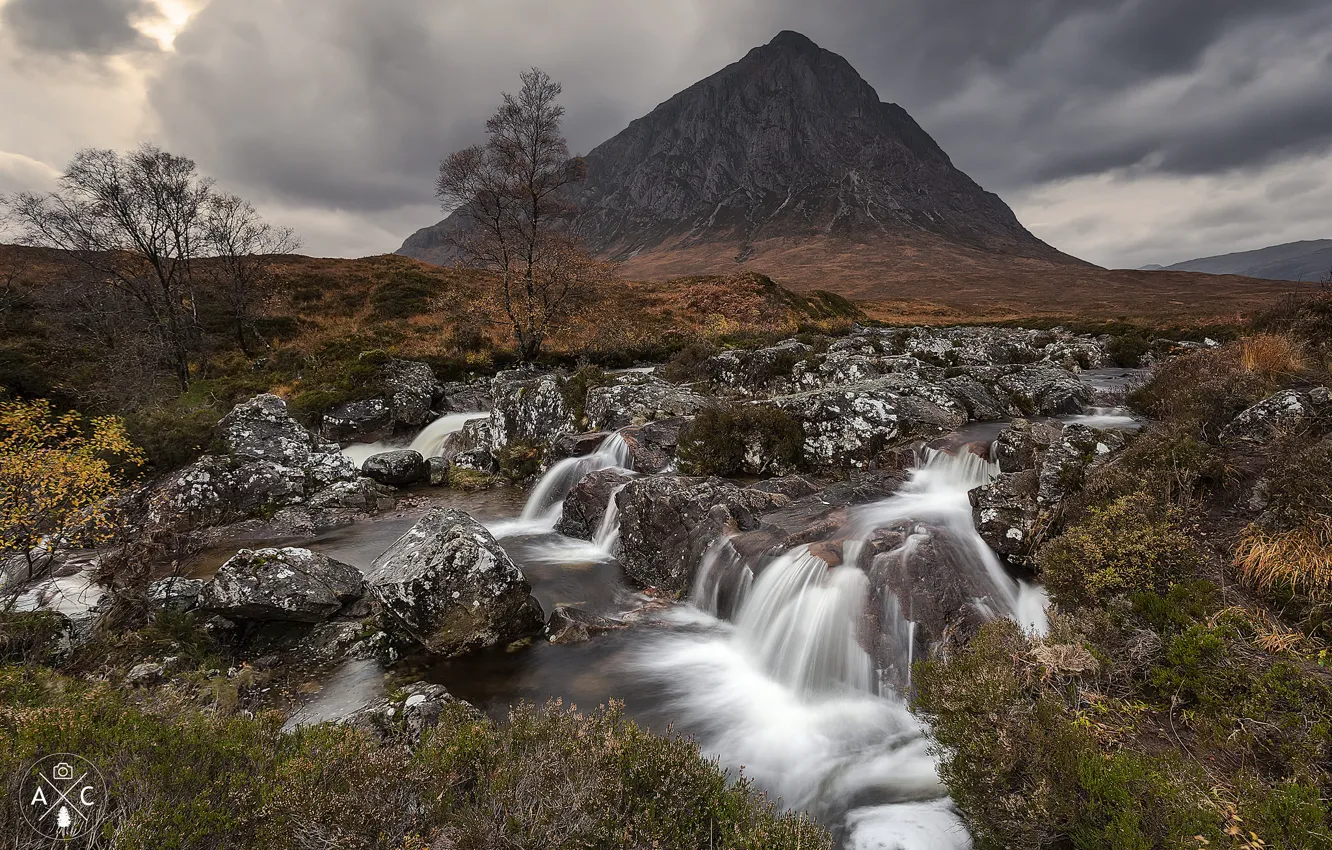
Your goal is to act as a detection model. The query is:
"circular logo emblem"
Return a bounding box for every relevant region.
[18,754,107,841]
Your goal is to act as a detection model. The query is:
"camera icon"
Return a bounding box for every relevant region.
[51,763,74,781]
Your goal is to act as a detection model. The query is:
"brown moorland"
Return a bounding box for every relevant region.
[611,234,1311,326]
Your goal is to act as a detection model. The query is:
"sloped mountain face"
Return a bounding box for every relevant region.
[399,30,1083,277]
[1159,240,1332,282]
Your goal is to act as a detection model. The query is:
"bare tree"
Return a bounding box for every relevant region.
[8,145,211,389]
[202,193,300,356]
[436,68,598,361]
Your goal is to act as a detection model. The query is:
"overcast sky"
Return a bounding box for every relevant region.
[3,0,1331,269]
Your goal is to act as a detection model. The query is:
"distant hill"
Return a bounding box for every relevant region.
[1156,240,1332,282]
[399,30,1090,298]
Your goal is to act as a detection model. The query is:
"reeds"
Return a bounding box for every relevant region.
[1234,519,1332,604]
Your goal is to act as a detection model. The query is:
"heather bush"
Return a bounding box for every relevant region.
[677,404,804,476]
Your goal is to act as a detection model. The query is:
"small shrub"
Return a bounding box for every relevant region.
[370,271,438,320]
[659,340,719,384]
[677,404,804,476]
[1129,342,1276,438]
[446,466,498,491]
[1237,333,1306,382]
[1038,490,1204,607]
[560,365,611,428]
[0,611,68,665]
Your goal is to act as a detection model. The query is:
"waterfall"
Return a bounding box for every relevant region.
[409,412,483,457]
[339,411,480,467]
[509,432,633,532]
[592,484,627,554]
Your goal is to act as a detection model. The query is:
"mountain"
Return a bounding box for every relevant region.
[398,31,1089,296]
[1154,240,1332,282]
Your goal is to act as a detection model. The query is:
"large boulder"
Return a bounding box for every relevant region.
[366,509,543,656]
[997,366,1091,416]
[148,395,371,535]
[616,476,790,596]
[548,431,612,462]
[584,376,708,431]
[200,547,364,623]
[381,358,437,427]
[969,470,1040,568]
[1222,389,1326,444]
[619,416,691,473]
[321,398,394,443]
[556,468,636,539]
[489,370,575,448]
[705,340,814,397]
[361,450,427,487]
[772,380,965,470]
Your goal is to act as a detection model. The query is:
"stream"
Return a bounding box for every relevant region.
[13,367,1144,849]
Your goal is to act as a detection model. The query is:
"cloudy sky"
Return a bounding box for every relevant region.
[3,0,1331,269]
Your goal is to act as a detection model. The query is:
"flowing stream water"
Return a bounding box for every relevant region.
[195,389,1143,847]
[339,411,484,467]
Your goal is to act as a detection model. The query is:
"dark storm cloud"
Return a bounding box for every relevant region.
[2,0,160,55]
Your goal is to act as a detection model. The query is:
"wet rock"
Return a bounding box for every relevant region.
[381,358,437,427]
[556,468,636,539]
[619,416,691,473]
[366,508,544,656]
[148,395,365,534]
[200,547,364,623]
[748,475,822,500]
[425,456,451,486]
[321,398,394,443]
[970,470,1040,567]
[549,431,611,461]
[490,370,574,447]
[998,366,1091,416]
[865,529,994,659]
[126,662,165,686]
[146,576,206,612]
[437,379,494,413]
[617,476,790,596]
[362,450,427,487]
[1222,389,1319,444]
[342,682,471,743]
[546,605,626,644]
[584,376,707,430]
[262,478,396,536]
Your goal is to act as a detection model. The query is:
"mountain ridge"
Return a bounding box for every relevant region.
[1150,239,1332,282]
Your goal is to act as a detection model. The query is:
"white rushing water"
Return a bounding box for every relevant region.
[339,411,482,467]
[491,432,634,537]
[626,447,1050,849]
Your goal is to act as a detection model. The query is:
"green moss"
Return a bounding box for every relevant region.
[496,440,545,484]
[446,467,499,491]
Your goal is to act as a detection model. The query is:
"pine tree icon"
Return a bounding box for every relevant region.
[57,805,72,836]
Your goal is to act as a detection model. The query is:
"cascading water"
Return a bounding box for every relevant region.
[339,411,481,467]
[626,445,1049,849]
[592,483,628,554]
[498,432,633,535]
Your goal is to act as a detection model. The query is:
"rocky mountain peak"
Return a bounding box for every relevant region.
[399,31,1081,282]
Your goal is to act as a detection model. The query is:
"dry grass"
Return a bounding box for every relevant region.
[1234,519,1332,604]
[1237,333,1307,382]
